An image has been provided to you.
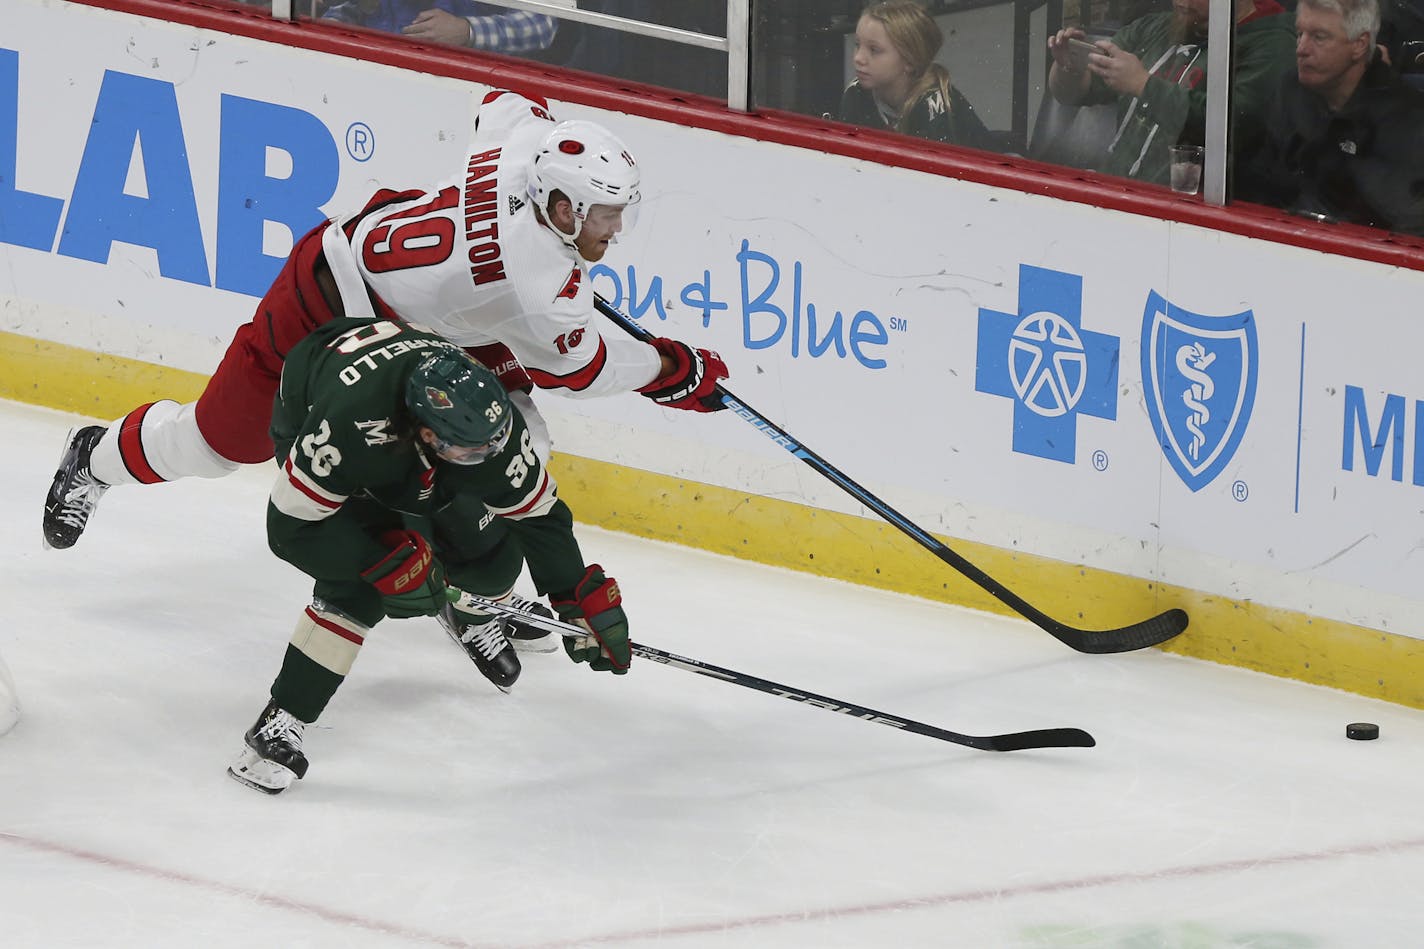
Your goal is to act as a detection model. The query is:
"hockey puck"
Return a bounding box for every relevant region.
[1346,722,1379,741]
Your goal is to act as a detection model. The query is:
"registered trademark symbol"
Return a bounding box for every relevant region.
[1232,480,1249,501]
[346,122,375,162]
[1092,450,1108,471]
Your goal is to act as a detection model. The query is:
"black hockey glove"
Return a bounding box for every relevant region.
[636,337,728,412]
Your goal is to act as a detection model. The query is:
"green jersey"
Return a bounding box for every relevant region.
[267,317,582,593]
[1082,5,1294,184]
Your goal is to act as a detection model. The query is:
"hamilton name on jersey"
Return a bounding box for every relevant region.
[464,147,505,287]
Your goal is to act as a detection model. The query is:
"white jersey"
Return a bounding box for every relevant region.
[324,91,660,398]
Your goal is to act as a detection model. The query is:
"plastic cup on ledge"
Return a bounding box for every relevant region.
[1169,145,1204,195]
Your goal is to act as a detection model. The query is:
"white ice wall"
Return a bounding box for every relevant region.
[5,0,1424,640]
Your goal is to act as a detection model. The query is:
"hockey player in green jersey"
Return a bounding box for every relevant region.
[229,317,631,795]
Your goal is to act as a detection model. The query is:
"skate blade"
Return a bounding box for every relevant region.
[509,633,558,654]
[227,746,298,794]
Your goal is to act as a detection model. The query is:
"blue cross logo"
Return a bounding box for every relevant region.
[974,265,1119,463]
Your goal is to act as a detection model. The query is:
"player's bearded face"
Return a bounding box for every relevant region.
[1171,0,1210,42]
[573,204,627,262]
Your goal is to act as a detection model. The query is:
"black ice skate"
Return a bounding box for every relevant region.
[438,604,521,691]
[500,592,558,654]
[42,426,110,550]
[227,698,309,795]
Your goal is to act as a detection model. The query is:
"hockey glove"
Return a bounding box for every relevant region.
[464,342,533,394]
[361,530,447,619]
[636,337,728,413]
[551,564,631,674]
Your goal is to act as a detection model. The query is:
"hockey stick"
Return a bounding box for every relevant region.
[447,589,1095,753]
[596,295,1187,655]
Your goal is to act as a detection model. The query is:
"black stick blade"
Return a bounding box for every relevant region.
[982,728,1097,752]
[1050,607,1189,655]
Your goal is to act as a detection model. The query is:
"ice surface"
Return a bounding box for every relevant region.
[3,402,1422,948]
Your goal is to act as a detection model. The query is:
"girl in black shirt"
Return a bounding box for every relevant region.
[839,0,992,149]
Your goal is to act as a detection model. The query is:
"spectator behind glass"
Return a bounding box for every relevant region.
[838,0,992,149]
[1236,0,1424,233]
[1046,0,1294,185]
[320,0,557,54]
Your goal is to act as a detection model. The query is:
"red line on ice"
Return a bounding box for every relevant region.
[0,832,489,948]
[526,834,1424,946]
[5,830,1421,946]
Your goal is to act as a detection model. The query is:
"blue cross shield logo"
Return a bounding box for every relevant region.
[1140,292,1258,492]
[975,265,1119,463]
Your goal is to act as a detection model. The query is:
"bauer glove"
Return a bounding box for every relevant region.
[464,342,533,395]
[361,530,447,619]
[636,337,728,412]
[551,564,631,674]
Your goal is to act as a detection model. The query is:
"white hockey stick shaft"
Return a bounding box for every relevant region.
[445,588,1094,752]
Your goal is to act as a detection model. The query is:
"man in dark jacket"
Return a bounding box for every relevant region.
[1236,0,1424,234]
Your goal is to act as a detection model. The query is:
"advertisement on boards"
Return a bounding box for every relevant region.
[5,0,1424,639]
[0,0,476,370]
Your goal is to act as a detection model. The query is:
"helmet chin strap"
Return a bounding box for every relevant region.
[536,203,584,256]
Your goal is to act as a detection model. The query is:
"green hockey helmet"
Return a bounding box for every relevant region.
[405,352,514,465]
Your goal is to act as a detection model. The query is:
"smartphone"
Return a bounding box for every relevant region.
[1065,37,1100,70]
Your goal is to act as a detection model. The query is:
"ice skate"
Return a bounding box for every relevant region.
[438,604,521,691]
[227,698,309,794]
[500,592,558,653]
[42,426,110,550]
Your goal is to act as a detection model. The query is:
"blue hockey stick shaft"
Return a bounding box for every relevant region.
[595,294,1187,655]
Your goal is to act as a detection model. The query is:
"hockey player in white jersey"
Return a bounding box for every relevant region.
[344,90,672,398]
[43,89,728,553]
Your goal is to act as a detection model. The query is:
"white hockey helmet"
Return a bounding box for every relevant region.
[527,120,641,253]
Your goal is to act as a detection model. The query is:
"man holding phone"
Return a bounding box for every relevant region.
[1045,0,1295,184]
